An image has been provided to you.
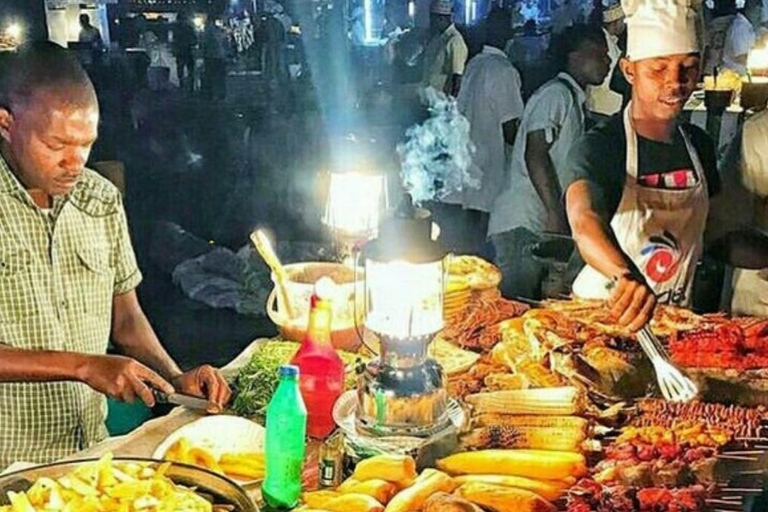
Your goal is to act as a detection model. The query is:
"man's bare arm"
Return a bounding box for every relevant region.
[526,129,568,233]
[566,180,657,331]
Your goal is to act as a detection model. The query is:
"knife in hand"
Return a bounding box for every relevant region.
[153,390,214,412]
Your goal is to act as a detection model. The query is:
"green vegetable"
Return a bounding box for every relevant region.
[231,340,365,418]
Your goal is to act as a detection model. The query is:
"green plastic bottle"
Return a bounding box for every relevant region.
[263,364,307,510]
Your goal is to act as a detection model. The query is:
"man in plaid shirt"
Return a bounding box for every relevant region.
[0,42,230,468]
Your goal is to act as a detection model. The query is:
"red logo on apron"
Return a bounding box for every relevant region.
[640,231,680,284]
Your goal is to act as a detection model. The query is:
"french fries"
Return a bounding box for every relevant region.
[0,453,212,512]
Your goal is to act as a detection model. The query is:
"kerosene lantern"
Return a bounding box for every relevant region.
[356,194,449,437]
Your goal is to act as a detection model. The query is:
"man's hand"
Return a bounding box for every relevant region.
[171,365,232,414]
[608,273,657,332]
[78,355,175,407]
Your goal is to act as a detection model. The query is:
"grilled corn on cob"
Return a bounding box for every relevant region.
[437,449,587,480]
[459,425,586,452]
[465,387,584,416]
[473,414,589,431]
[453,475,569,501]
[456,482,556,512]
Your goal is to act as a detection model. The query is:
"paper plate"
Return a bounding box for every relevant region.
[153,415,265,484]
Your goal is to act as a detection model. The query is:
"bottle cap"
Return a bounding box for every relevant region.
[279,364,299,377]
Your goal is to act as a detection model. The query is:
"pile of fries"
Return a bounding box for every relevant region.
[0,453,212,512]
[163,438,265,481]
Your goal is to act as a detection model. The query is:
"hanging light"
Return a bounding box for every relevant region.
[324,171,388,243]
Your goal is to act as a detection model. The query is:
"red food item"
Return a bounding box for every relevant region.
[656,442,681,461]
[636,443,657,462]
[637,487,674,507]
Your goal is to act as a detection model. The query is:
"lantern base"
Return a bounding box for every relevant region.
[355,356,451,437]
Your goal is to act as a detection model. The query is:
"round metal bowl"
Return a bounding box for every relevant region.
[0,457,258,511]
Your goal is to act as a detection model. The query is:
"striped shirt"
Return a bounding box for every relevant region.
[0,154,142,469]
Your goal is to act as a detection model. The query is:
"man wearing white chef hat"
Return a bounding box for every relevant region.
[561,0,721,330]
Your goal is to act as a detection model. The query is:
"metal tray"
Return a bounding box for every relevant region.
[0,457,258,511]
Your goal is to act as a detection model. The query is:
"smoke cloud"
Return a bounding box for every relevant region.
[397,87,477,205]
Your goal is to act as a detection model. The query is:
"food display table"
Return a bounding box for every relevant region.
[4,256,768,512]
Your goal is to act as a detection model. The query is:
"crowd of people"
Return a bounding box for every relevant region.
[422,0,768,329]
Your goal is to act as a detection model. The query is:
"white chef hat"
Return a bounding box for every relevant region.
[623,0,701,61]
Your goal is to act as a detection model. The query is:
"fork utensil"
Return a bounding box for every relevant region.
[637,325,698,403]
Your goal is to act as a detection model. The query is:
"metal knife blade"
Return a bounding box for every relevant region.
[154,391,211,411]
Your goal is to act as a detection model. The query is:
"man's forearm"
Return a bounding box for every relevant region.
[111,303,182,381]
[566,181,636,279]
[0,345,88,383]
[528,154,564,215]
[570,208,634,278]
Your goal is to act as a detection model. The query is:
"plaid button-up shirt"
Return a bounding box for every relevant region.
[0,155,142,469]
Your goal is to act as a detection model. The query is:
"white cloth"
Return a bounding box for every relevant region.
[422,24,469,92]
[624,0,700,61]
[446,46,525,213]
[704,14,755,75]
[572,104,710,306]
[488,72,586,236]
[731,110,768,315]
[586,28,624,116]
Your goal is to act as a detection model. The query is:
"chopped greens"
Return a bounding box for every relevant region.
[231,340,364,418]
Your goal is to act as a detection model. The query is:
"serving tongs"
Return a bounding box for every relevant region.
[637,325,698,403]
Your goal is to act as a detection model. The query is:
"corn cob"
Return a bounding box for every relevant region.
[455,482,556,512]
[459,425,586,452]
[483,373,529,391]
[437,449,587,480]
[453,475,570,502]
[465,387,584,416]
[473,414,589,432]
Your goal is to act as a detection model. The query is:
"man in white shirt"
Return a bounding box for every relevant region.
[422,0,468,96]
[488,24,609,299]
[586,3,626,119]
[78,14,103,48]
[704,0,755,75]
[435,9,524,255]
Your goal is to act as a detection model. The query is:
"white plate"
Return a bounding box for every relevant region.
[153,415,265,484]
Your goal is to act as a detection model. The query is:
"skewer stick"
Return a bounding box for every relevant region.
[707,500,742,507]
[720,488,764,493]
[722,450,766,456]
[251,229,296,320]
[717,454,760,461]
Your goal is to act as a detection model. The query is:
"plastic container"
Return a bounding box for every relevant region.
[291,291,345,439]
[263,365,307,510]
[266,262,364,351]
